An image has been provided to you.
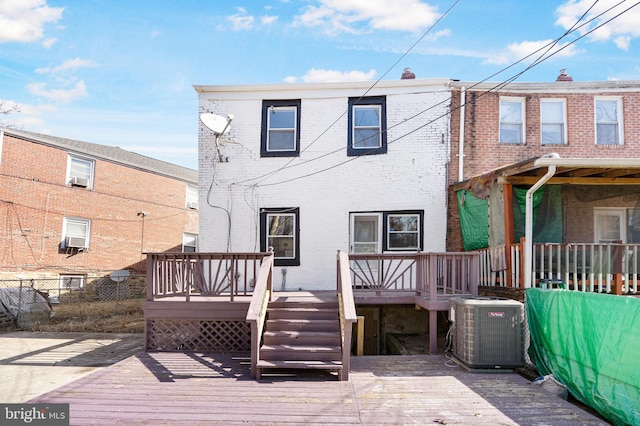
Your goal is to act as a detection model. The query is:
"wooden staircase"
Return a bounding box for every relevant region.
[255,293,343,379]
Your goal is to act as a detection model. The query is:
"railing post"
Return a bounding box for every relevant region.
[145,254,154,301]
[519,237,526,289]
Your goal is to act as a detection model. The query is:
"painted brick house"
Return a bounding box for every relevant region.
[0,127,199,285]
[194,78,452,290]
[446,76,640,290]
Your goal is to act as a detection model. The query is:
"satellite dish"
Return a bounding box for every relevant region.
[109,269,130,283]
[200,113,233,135]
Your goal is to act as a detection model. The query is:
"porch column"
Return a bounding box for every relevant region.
[503,183,514,287]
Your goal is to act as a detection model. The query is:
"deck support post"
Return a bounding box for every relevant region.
[429,310,438,353]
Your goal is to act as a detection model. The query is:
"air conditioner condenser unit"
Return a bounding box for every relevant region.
[450,296,524,371]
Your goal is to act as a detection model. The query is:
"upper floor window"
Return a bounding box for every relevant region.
[348,96,387,156]
[182,233,198,252]
[186,185,198,210]
[261,100,301,157]
[541,99,567,145]
[260,207,300,266]
[67,155,95,188]
[62,217,91,249]
[499,97,525,144]
[595,97,623,145]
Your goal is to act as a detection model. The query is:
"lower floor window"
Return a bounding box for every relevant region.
[182,233,199,252]
[60,275,85,289]
[350,210,424,253]
[260,207,300,266]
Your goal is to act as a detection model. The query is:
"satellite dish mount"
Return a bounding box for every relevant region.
[200,113,234,162]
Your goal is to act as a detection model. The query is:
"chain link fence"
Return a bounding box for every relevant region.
[0,275,146,329]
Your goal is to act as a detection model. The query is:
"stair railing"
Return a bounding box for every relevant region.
[337,250,358,381]
[246,249,274,379]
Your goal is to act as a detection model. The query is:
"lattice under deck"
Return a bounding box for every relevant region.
[146,319,251,351]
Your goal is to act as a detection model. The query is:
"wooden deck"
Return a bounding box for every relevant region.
[31,352,608,425]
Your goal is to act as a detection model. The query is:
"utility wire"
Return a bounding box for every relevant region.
[255,0,639,187]
[233,0,461,187]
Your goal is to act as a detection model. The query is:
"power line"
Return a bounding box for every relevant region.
[252,0,640,187]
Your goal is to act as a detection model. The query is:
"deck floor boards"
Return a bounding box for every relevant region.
[31,352,609,425]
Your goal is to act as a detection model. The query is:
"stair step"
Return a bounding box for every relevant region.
[266,319,340,332]
[263,330,341,346]
[267,307,339,320]
[256,359,343,371]
[260,344,341,361]
[268,298,339,310]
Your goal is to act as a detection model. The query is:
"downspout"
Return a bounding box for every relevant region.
[523,153,560,288]
[458,87,466,182]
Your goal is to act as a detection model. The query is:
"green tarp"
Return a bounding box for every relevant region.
[457,190,488,251]
[526,289,640,426]
[513,185,563,243]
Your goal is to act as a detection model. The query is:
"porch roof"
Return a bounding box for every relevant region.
[451,156,640,190]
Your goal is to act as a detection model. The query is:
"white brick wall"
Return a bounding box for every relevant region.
[197,80,452,290]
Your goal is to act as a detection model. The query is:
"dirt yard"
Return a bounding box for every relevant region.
[24,298,145,333]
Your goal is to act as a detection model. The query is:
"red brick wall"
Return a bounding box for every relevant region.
[0,134,198,277]
[449,88,640,183]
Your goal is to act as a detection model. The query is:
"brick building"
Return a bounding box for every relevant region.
[0,127,199,285]
[194,78,452,290]
[446,77,640,285]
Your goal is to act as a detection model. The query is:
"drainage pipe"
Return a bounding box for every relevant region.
[524,153,560,288]
[458,87,466,182]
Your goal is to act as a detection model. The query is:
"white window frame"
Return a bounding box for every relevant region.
[350,213,382,253]
[540,98,567,145]
[499,97,525,144]
[186,185,198,210]
[595,97,623,145]
[62,217,91,249]
[67,155,95,189]
[182,232,198,252]
[267,106,298,152]
[352,104,382,149]
[594,208,626,243]
[386,213,421,251]
[59,274,85,289]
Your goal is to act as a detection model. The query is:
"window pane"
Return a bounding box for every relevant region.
[268,214,294,236]
[269,109,295,129]
[389,233,418,249]
[389,216,417,232]
[542,123,563,144]
[597,124,618,145]
[500,124,522,144]
[70,158,92,180]
[355,107,380,126]
[500,102,522,123]
[596,100,617,122]
[269,236,295,258]
[354,129,380,148]
[354,219,377,243]
[66,220,88,237]
[268,130,295,150]
[541,101,562,121]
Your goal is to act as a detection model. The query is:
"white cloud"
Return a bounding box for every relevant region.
[35,58,96,74]
[261,15,278,25]
[27,80,87,104]
[286,68,377,83]
[228,13,254,30]
[0,0,63,43]
[41,37,56,48]
[484,39,579,66]
[556,0,640,49]
[293,0,440,35]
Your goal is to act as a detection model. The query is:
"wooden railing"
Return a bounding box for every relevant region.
[246,252,274,379]
[337,251,357,381]
[477,242,640,293]
[348,252,479,298]
[145,252,272,302]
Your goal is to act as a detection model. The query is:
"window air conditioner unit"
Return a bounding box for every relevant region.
[187,201,199,210]
[66,236,87,248]
[70,177,89,187]
[450,296,524,370]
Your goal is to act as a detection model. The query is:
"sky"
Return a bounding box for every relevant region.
[1,0,640,170]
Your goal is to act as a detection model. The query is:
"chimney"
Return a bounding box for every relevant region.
[556,69,573,82]
[401,68,415,80]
